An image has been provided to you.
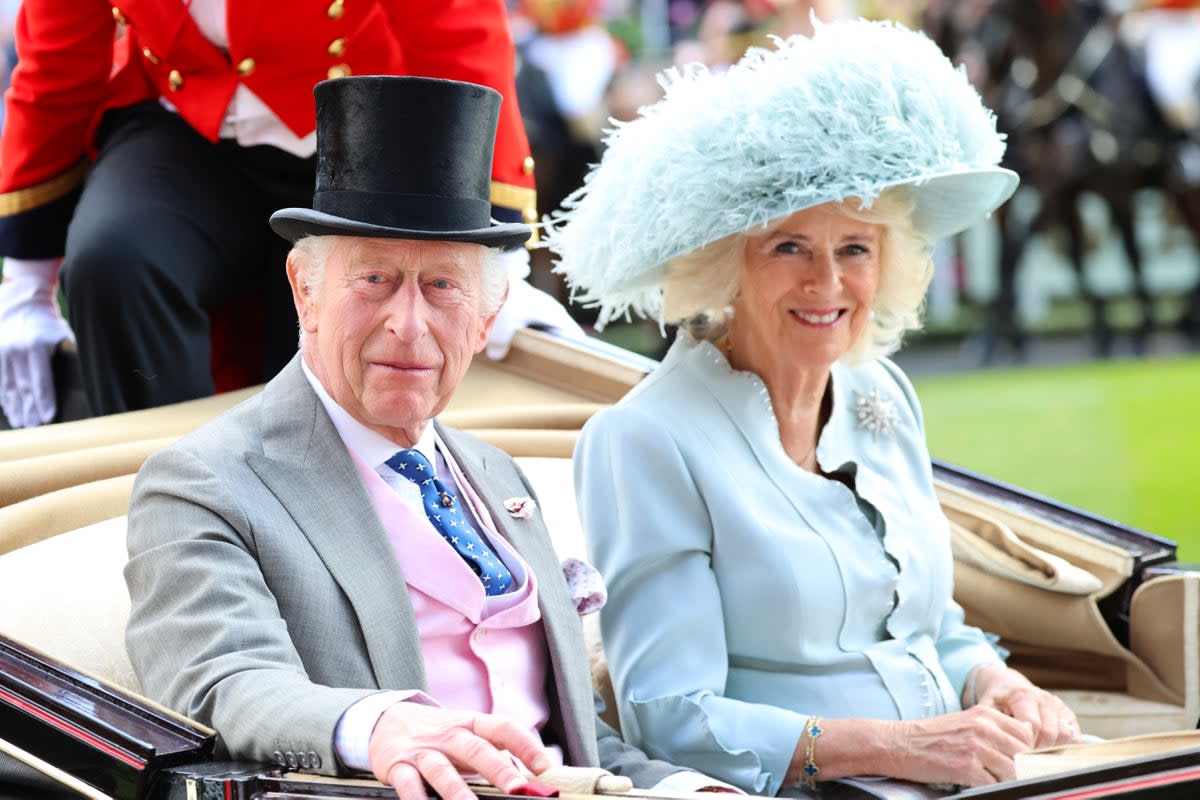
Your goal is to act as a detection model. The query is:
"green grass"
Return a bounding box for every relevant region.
[913,356,1200,561]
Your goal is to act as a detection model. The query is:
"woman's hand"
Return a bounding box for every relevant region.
[884,706,1036,786]
[969,664,1081,748]
[791,709,1036,789]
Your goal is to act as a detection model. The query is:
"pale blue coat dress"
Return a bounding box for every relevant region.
[575,333,1005,796]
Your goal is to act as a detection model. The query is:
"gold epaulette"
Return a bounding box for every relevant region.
[0,162,89,218]
[490,180,539,246]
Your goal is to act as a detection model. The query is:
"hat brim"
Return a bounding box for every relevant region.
[908,166,1019,240]
[590,166,1021,299]
[270,208,532,251]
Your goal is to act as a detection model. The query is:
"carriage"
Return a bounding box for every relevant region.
[0,329,1198,799]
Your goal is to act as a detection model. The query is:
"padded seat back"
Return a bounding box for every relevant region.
[0,474,135,556]
[0,515,140,694]
[939,483,1200,738]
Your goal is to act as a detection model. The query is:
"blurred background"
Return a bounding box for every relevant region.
[507,0,1200,556]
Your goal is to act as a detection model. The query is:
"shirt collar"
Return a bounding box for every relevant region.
[300,357,438,470]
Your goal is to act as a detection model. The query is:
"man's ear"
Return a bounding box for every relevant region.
[286,251,318,333]
[475,283,510,353]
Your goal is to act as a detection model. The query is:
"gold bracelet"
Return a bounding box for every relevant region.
[801,716,823,790]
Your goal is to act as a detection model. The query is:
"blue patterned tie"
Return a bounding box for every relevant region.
[384,449,513,595]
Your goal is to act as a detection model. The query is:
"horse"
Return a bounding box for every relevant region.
[948,0,1200,361]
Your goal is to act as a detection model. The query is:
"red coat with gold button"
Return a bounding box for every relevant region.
[0,0,536,258]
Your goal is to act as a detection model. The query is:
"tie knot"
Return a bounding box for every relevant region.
[384,449,434,483]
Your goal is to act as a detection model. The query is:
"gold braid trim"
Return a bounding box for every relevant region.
[0,162,89,217]
[490,180,539,245]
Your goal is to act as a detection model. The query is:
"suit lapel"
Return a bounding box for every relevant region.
[437,425,599,766]
[245,358,427,691]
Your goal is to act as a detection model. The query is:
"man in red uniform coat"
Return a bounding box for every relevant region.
[0,0,578,428]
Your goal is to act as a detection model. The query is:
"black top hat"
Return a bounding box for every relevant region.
[270,76,531,250]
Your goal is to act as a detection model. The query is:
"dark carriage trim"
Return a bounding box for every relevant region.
[952,746,1200,799]
[155,755,1200,800]
[154,764,564,800]
[933,459,1178,646]
[932,459,1175,563]
[0,633,214,800]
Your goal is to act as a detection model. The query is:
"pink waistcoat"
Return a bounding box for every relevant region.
[349,450,554,742]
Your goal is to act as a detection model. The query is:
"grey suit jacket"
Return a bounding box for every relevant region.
[124,356,674,785]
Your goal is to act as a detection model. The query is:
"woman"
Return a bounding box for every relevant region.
[544,19,1080,796]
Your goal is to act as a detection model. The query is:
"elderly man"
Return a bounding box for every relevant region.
[124,76,716,800]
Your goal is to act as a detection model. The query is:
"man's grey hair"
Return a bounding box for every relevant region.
[290,235,509,316]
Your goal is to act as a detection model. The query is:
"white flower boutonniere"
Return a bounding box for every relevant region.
[504,496,537,519]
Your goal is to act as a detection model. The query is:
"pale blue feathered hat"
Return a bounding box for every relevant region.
[544,18,1018,327]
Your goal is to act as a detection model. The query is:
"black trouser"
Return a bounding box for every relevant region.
[60,102,315,415]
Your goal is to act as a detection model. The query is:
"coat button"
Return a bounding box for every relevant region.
[141,47,159,64]
[522,156,535,176]
[327,0,344,18]
[112,7,128,25]
[168,69,184,91]
[327,37,347,57]
[236,57,256,77]
[327,64,351,80]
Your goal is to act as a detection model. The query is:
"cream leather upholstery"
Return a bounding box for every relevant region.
[0,439,172,508]
[0,474,136,555]
[0,409,590,508]
[939,482,1200,739]
[0,514,140,694]
[0,428,579,556]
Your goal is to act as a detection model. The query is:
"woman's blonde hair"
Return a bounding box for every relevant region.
[661,189,932,365]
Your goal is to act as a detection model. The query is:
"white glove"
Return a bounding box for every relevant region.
[0,257,74,428]
[486,249,587,360]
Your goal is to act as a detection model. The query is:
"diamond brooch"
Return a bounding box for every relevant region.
[852,388,898,438]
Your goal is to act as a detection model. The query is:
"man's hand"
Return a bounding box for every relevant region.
[0,258,73,428]
[368,702,553,800]
[485,248,587,360]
